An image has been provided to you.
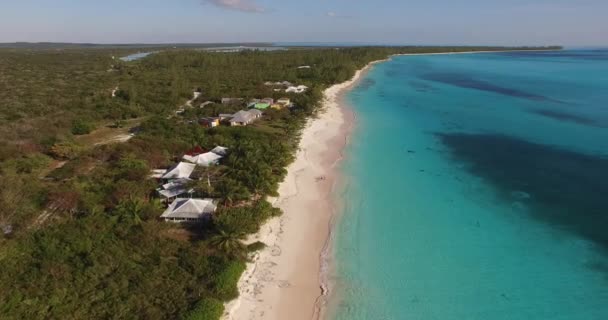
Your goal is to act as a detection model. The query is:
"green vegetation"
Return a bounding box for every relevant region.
[0,45,561,319]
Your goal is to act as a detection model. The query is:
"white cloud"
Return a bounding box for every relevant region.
[326,11,353,19]
[205,0,264,13]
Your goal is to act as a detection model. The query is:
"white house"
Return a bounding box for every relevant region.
[183,152,223,167]
[158,178,193,201]
[229,109,262,126]
[286,85,309,93]
[161,198,217,223]
[211,146,229,156]
[162,162,196,180]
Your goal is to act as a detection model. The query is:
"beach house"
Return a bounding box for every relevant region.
[183,152,222,167]
[160,198,217,223]
[229,109,262,126]
[157,178,193,202]
[199,117,220,128]
[253,103,270,110]
[162,162,197,180]
[210,146,229,156]
[221,97,243,105]
[286,85,308,93]
[261,98,274,105]
[277,98,291,105]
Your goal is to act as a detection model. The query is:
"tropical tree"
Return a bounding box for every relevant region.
[209,229,246,258]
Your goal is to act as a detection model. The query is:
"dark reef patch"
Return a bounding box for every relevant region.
[408,81,436,93]
[357,78,376,91]
[421,72,563,103]
[437,133,608,255]
[533,109,607,128]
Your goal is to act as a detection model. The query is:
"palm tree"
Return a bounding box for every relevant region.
[115,198,144,226]
[209,229,247,258]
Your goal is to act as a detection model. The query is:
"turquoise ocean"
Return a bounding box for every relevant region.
[332,50,608,320]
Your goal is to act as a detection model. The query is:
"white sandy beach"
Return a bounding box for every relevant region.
[222,61,384,320]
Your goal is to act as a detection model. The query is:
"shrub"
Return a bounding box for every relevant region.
[184,297,224,320]
[215,200,281,234]
[71,119,94,135]
[49,141,83,160]
[211,260,246,301]
[247,241,266,252]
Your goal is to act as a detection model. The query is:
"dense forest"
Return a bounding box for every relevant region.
[0,45,561,319]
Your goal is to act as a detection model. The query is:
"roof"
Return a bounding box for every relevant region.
[158,186,191,199]
[221,98,243,104]
[211,146,229,156]
[230,110,260,123]
[162,162,196,180]
[185,146,205,156]
[248,109,263,116]
[254,103,270,110]
[149,169,166,179]
[183,152,222,167]
[161,198,217,219]
[159,178,192,199]
[230,110,252,123]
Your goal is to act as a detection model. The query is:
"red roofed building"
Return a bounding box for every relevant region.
[185,146,205,157]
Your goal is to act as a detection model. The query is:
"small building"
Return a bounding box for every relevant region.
[277,98,291,106]
[185,146,205,157]
[162,162,197,180]
[247,99,261,108]
[253,103,270,110]
[183,152,223,167]
[218,113,234,121]
[221,98,243,105]
[229,110,262,126]
[286,85,308,93]
[199,117,220,128]
[149,169,167,179]
[297,65,311,69]
[211,146,229,156]
[158,178,193,202]
[261,98,274,105]
[160,198,217,223]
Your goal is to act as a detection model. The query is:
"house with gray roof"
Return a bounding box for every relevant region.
[160,198,217,223]
[229,109,262,126]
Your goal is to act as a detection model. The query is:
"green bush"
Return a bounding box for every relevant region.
[211,260,246,301]
[71,119,94,135]
[49,141,83,160]
[247,241,266,252]
[215,200,281,234]
[184,297,225,320]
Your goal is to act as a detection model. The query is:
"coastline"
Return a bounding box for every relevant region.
[221,48,556,320]
[222,59,378,320]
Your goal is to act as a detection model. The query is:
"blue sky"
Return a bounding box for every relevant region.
[0,0,606,45]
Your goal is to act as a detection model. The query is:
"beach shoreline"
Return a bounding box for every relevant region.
[221,58,379,320]
[221,48,555,320]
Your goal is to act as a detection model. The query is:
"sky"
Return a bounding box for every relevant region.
[0,0,606,46]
